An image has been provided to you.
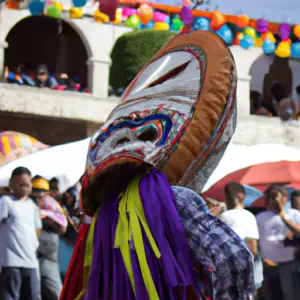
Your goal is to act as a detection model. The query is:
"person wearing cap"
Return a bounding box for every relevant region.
[35,64,57,89]
[31,175,65,300]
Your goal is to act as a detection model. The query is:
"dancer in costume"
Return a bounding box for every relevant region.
[61,30,255,300]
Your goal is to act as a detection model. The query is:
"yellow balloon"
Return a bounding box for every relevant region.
[154,22,169,31]
[113,8,122,24]
[54,1,63,12]
[94,9,109,23]
[244,27,256,39]
[69,7,83,19]
[275,41,291,58]
[262,32,276,44]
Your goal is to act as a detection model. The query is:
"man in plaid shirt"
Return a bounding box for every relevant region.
[173,186,255,300]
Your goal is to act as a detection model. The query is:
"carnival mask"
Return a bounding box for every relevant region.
[82,30,237,212]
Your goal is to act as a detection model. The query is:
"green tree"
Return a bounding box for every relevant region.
[109,29,177,89]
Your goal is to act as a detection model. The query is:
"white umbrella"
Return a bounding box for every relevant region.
[204,143,300,191]
[0,138,91,192]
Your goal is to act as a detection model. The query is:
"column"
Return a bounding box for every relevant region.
[87,57,111,99]
[0,40,8,78]
[236,75,251,118]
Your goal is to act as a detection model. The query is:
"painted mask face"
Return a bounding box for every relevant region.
[88,50,201,173]
[83,30,237,212]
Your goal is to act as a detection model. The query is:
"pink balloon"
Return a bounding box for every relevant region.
[179,6,193,26]
[122,8,136,20]
[153,11,168,23]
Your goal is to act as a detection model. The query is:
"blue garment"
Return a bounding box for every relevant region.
[172,186,255,300]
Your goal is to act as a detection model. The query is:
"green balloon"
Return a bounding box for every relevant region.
[46,4,61,19]
[172,18,183,31]
[125,15,140,29]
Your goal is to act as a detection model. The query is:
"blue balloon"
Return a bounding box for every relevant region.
[262,39,276,55]
[193,17,210,31]
[28,1,45,16]
[216,24,233,44]
[240,36,254,49]
[72,0,87,8]
[291,42,300,58]
[140,20,154,30]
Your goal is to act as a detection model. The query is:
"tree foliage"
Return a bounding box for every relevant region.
[109,29,177,89]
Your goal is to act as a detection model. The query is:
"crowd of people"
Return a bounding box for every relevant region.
[219,182,300,300]
[2,166,300,300]
[250,81,300,121]
[2,64,89,93]
[0,167,81,300]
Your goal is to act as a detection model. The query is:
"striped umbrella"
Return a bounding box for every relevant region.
[0,131,48,166]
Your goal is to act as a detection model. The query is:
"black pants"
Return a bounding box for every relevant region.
[0,267,40,300]
[262,261,300,300]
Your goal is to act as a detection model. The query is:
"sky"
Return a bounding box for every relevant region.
[151,0,300,24]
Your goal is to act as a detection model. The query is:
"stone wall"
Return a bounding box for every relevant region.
[0,83,118,123]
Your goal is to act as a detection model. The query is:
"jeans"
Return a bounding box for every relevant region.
[0,267,40,300]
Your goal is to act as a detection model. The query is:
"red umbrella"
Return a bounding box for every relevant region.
[205,160,300,202]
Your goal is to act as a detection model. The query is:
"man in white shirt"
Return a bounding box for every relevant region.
[0,167,42,300]
[220,182,263,294]
[256,185,300,300]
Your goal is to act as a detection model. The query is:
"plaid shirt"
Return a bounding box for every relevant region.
[172,186,255,300]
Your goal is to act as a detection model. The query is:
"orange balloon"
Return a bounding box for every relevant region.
[294,25,300,38]
[139,3,153,25]
[5,1,19,9]
[210,11,225,31]
[236,15,249,29]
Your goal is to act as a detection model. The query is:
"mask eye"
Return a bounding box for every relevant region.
[146,60,190,89]
[137,127,159,143]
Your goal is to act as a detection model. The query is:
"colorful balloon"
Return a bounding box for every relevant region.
[216,24,233,44]
[113,8,122,24]
[262,39,275,55]
[69,6,83,19]
[279,23,291,41]
[275,41,291,57]
[153,11,168,23]
[210,11,225,31]
[293,25,300,39]
[254,37,263,47]
[233,32,244,45]
[256,19,269,34]
[239,35,254,49]
[94,9,109,23]
[171,18,183,32]
[179,6,193,26]
[28,1,44,16]
[291,42,300,58]
[154,22,170,31]
[236,15,249,29]
[122,7,136,21]
[193,17,210,31]
[46,4,61,18]
[124,14,140,28]
[244,26,256,39]
[261,31,276,43]
[54,1,63,12]
[72,0,86,8]
[138,3,153,25]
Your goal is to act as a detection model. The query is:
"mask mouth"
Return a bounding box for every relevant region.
[82,162,151,213]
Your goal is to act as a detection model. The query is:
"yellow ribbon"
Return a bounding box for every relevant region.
[75,205,102,300]
[114,176,161,300]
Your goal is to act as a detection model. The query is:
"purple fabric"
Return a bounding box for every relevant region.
[83,170,200,299]
[139,169,200,299]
